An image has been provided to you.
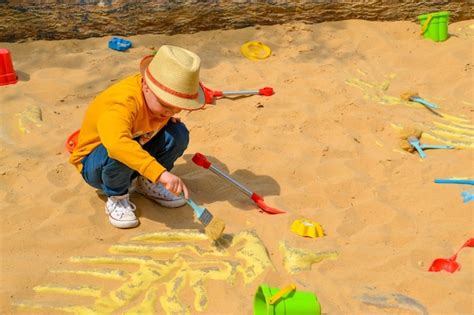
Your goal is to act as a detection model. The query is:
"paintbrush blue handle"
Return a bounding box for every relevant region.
[434,179,474,185]
[408,138,426,159]
[411,96,438,109]
[420,144,454,150]
[185,198,205,217]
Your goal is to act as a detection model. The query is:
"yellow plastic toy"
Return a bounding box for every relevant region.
[291,219,324,238]
[240,41,272,61]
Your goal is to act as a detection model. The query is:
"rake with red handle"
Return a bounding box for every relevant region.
[201,83,274,104]
[192,153,285,214]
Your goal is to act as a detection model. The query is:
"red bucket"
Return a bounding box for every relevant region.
[0,48,18,86]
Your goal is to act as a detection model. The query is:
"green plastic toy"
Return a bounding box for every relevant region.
[254,284,321,315]
[418,11,450,42]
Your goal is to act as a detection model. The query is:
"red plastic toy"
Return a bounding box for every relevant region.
[192,152,285,214]
[201,82,273,104]
[429,238,474,273]
[0,48,18,86]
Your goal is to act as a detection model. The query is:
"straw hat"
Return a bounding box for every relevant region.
[140,45,205,110]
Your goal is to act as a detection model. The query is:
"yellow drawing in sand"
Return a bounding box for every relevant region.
[422,117,474,149]
[17,105,42,134]
[345,72,401,106]
[279,242,338,274]
[14,230,273,314]
[346,71,474,149]
[392,116,474,150]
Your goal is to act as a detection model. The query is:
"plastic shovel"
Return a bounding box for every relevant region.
[191,152,285,214]
[429,238,474,273]
[201,83,274,104]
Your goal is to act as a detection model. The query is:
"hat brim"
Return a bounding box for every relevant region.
[140,55,205,111]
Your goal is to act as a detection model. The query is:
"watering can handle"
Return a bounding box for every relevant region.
[420,15,433,35]
[268,284,296,305]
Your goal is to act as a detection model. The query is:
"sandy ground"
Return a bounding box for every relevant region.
[1,19,473,314]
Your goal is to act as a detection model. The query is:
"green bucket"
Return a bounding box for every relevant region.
[417,11,450,42]
[253,284,321,315]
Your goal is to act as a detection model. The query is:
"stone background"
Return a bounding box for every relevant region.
[0,0,472,42]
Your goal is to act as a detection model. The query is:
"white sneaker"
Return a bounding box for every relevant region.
[105,194,139,229]
[135,176,186,208]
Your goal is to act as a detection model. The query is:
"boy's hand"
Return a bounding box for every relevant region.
[158,171,189,199]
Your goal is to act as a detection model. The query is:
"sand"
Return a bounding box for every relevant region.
[1,20,473,314]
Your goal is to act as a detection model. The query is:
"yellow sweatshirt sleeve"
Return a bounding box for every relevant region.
[97,100,166,183]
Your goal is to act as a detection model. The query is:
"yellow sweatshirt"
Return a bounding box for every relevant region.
[69,74,169,183]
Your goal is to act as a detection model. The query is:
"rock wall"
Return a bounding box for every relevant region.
[0,0,472,42]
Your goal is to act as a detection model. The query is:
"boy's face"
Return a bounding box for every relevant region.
[142,80,182,120]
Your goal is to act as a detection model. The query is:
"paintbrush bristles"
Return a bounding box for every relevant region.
[399,127,423,152]
[204,217,225,241]
[400,91,419,101]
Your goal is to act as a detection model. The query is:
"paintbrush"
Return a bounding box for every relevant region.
[400,91,439,109]
[400,91,443,117]
[399,127,423,153]
[185,197,225,241]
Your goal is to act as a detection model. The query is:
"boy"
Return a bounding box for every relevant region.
[69,45,206,229]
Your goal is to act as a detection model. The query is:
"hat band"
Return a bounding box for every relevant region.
[146,67,198,100]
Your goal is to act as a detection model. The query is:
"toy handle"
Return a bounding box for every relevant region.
[434,179,474,185]
[212,90,224,97]
[461,238,474,248]
[412,96,438,109]
[420,144,454,150]
[259,87,274,96]
[269,284,296,304]
[420,15,433,35]
[192,153,211,169]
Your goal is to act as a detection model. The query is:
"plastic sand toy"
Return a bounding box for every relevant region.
[201,83,274,104]
[241,41,272,61]
[291,219,324,238]
[0,48,18,86]
[400,91,439,110]
[254,283,321,315]
[192,152,285,214]
[429,238,473,273]
[407,136,454,159]
[108,37,132,51]
[434,179,474,185]
[418,11,450,42]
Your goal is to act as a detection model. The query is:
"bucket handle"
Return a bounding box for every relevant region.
[420,14,433,35]
[268,284,297,305]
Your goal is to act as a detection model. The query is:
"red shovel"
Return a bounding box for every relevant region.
[201,83,274,104]
[428,238,474,273]
[192,152,285,214]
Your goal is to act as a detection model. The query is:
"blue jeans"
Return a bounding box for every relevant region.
[81,121,189,197]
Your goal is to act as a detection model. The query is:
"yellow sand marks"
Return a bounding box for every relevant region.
[279,242,338,274]
[33,284,102,298]
[17,105,42,134]
[14,230,272,314]
[51,268,127,281]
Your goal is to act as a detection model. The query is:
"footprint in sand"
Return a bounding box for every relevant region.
[46,163,71,188]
